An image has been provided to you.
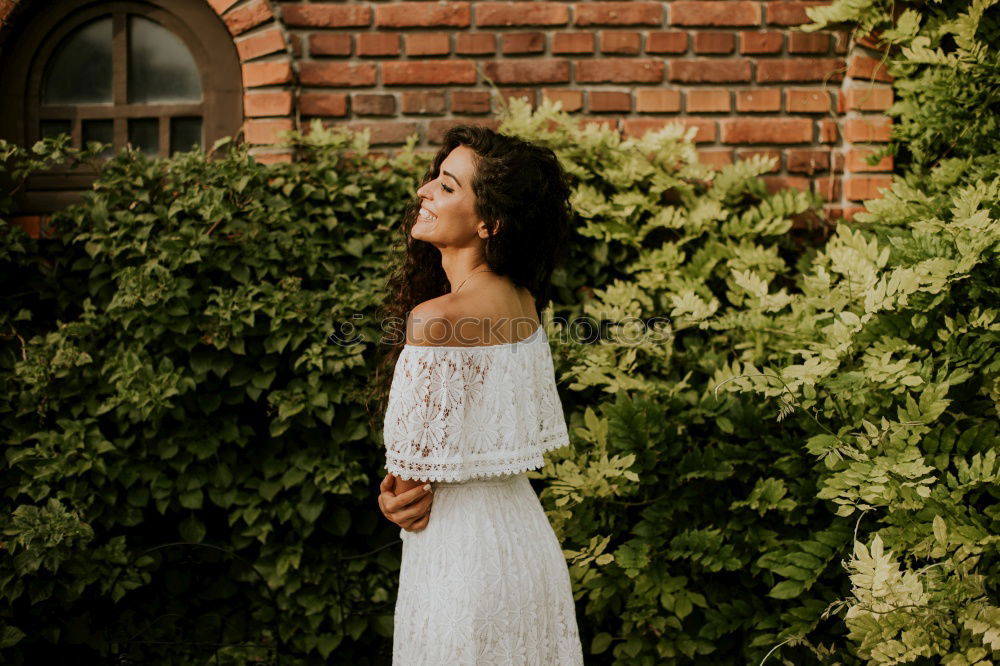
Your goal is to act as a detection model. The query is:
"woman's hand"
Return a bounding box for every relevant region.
[378,472,434,532]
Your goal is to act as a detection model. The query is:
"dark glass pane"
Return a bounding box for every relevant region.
[128,118,159,156]
[43,17,113,104]
[128,16,201,103]
[170,117,202,155]
[40,120,72,140]
[83,119,114,158]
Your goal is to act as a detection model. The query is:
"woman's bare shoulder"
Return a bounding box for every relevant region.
[408,284,537,347]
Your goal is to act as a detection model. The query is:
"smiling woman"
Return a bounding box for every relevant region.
[367,125,582,665]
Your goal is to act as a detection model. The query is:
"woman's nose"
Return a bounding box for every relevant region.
[416,182,431,200]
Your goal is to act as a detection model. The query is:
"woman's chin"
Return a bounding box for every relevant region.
[411,221,436,239]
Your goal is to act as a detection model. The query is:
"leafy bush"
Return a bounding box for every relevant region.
[2,44,997,664]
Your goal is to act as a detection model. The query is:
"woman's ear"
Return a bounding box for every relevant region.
[477,219,500,240]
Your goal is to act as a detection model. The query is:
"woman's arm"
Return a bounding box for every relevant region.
[378,473,434,532]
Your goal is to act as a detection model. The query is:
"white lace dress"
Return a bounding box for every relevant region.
[382,325,584,665]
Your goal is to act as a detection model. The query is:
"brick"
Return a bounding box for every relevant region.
[622,117,717,142]
[309,34,352,57]
[452,90,492,113]
[8,215,42,239]
[352,93,396,116]
[697,149,734,169]
[814,175,841,200]
[788,32,830,53]
[207,0,238,14]
[762,175,811,194]
[646,31,688,53]
[428,118,500,143]
[600,31,641,54]
[300,62,377,87]
[834,30,851,54]
[578,117,620,132]
[787,148,830,173]
[694,31,735,54]
[635,89,682,112]
[818,118,839,143]
[756,58,844,82]
[575,2,662,26]
[250,150,293,165]
[499,88,537,108]
[236,27,285,60]
[855,30,891,50]
[736,148,782,171]
[456,33,496,54]
[401,91,447,114]
[376,2,470,28]
[244,90,293,116]
[224,0,273,35]
[671,2,761,26]
[289,33,302,58]
[282,4,369,28]
[357,33,400,56]
[242,61,293,87]
[577,58,664,82]
[841,205,869,221]
[384,61,476,85]
[346,121,420,145]
[832,149,845,172]
[766,1,831,26]
[669,59,751,82]
[740,31,783,53]
[589,91,631,112]
[719,118,812,143]
[484,59,570,84]
[847,54,894,82]
[735,88,781,111]
[686,88,731,112]
[787,88,833,113]
[502,32,546,54]
[244,118,293,144]
[844,175,892,201]
[843,86,892,111]
[406,33,450,56]
[553,33,595,54]
[843,116,891,142]
[299,92,348,116]
[543,89,584,112]
[476,2,568,26]
[846,148,893,172]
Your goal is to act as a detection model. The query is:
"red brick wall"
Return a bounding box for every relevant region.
[1,0,896,224]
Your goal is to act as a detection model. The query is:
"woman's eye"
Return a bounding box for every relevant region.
[441,183,454,193]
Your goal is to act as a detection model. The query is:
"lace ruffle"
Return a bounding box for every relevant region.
[382,328,571,483]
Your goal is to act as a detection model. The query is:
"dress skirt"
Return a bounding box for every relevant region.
[392,472,584,665]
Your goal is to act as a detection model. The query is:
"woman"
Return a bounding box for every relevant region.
[369,125,584,664]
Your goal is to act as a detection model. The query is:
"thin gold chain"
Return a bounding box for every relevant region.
[454,268,493,294]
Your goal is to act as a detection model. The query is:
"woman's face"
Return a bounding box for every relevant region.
[411,145,485,245]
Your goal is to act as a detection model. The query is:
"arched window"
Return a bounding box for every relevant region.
[0,0,243,211]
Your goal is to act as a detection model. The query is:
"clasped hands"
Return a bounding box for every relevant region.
[378,472,434,532]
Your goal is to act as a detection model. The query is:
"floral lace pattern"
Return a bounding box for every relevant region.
[382,326,571,483]
[393,473,584,665]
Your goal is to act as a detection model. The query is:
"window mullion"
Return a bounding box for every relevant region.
[159,114,170,158]
[112,11,128,150]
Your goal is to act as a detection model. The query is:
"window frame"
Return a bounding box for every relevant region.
[0,0,243,212]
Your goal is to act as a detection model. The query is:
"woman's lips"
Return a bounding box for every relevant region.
[418,207,437,221]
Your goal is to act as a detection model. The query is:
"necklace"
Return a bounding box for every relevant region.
[454,268,493,294]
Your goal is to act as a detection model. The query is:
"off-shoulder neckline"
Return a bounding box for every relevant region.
[402,323,545,351]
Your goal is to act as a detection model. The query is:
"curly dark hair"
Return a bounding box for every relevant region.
[363,124,572,437]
